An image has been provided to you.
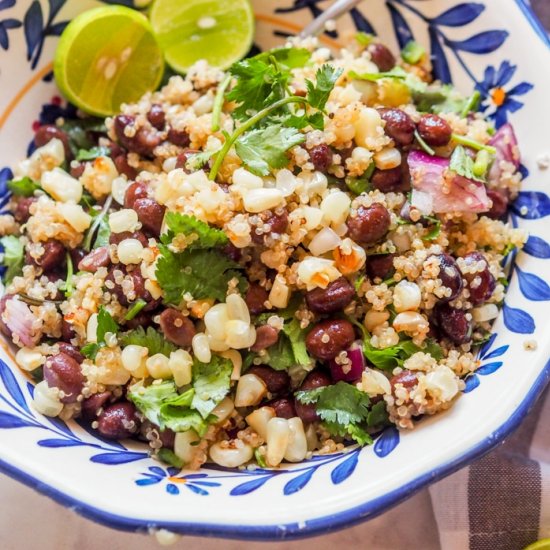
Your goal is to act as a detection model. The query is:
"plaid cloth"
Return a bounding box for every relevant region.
[429,387,550,550]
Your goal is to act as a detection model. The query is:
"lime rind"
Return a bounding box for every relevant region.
[54,6,165,117]
[150,0,254,72]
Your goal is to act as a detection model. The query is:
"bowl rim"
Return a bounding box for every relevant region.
[0,357,548,540]
[0,0,549,541]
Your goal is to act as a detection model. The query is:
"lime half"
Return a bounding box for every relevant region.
[524,540,550,550]
[150,0,254,72]
[54,6,165,117]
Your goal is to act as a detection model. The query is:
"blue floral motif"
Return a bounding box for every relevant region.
[136,467,221,496]
[0,16,20,49]
[463,334,509,393]
[475,61,534,127]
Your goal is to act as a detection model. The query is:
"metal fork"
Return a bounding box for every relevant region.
[299,0,364,38]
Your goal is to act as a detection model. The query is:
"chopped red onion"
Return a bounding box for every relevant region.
[4,298,39,347]
[488,123,520,185]
[329,341,365,382]
[408,150,491,214]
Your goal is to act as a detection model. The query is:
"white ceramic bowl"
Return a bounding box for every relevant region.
[0,0,549,540]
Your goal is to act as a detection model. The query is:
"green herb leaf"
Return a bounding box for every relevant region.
[158,448,184,469]
[81,343,100,360]
[0,235,24,284]
[422,215,442,241]
[76,146,111,162]
[295,387,325,405]
[355,32,374,46]
[129,381,182,426]
[83,195,112,252]
[314,382,371,426]
[156,246,245,305]
[191,356,232,419]
[7,177,40,197]
[366,400,389,427]
[401,41,425,64]
[345,162,375,195]
[120,326,177,357]
[323,421,373,446]
[305,65,343,111]
[349,67,407,82]
[60,252,74,298]
[264,335,296,371]
[161,212,228,249]
[449,145,485,182]
[282,318,313,368]
[96,306,119,343]
[61,118,107,157]
[235,124,305,176]
[185,150,218,171]
[226,48,310,121]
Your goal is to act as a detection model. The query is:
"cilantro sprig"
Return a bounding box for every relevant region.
[0,235,24,284]
[209,56,342,180]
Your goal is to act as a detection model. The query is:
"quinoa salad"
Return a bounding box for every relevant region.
[0,36,526,470]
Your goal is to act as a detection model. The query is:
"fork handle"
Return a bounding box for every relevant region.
[299,0,364,38]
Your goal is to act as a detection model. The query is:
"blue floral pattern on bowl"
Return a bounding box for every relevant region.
[0,0,549,541]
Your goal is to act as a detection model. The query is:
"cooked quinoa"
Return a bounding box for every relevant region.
[0,36,526,470]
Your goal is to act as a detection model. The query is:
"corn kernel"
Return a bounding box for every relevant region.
[41,168,83,203]
[117,238,144,265]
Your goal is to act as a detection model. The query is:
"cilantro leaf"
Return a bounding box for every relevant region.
[449,145,485,182]
[156,246,245,305]
[97,306,119,343]
[158,448,184,468]
[0,236,24,284]
[227,47,311,121]
[129,380,181,425]
[323,421,373,446]
[282,318,312,368]
[185,150,218,171]
[191,356,232,419]
[61,118,107,157]
[306,65,343,111]
[423,215,441,241]
[264,335,296,371]
[120,326,177,357]
[159,407,211,436]
[235,124,305,176]
[161,212,228,249]
[76,146,111,162]
[366,400,389,428]
[7,177,40,197]
[93,215,110,249]
[295,387,325,405]
[81,343,100,360]
[315,382,371,425]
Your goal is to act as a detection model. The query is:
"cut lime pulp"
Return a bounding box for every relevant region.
[149,0,254,72]
[54,6,165,117]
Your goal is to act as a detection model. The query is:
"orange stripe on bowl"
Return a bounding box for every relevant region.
[0,62,54,131]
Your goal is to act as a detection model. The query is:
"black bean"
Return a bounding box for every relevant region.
[295,370,332,423]
[250,325,279,352]
[113,154,138,180]
[109,230,148,247]
[268,397,296,419]
[390,370,418,392]
[147,104,166,130]
[309,144,332,172]
[167,127,190,147]
[305,319,355,360]
[113,115,161,158]
[347,203,391,244]
[158,308,196,347]
[379,108,415,146]
[433,253,463,302]
[14,197,36,223]
[97,402,140,440]
[43,352,85,404]
[133,198,166,237]
[435,304,472,344]
[81,391,112,420]
[248,365,290,394]
[245,283,269,315]
[124,181,148,208]
[175,148,201,172]
[34,124,72,159]
[57,343,84,364]
[78,247,111,272]
[306,277,355,314]
[371,167,403,192]
[486,190,509,220]
[251,209,289,245]
[461,251,496,306]
[36,240,65,273]
[368,43,396,72]
[417,114,452,147]
[366,254,395,281]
